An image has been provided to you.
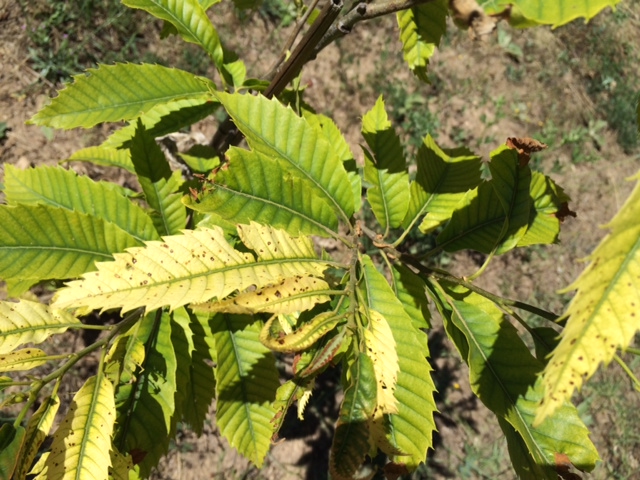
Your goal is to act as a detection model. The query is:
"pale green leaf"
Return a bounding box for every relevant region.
[213,314,279,466]
[359,255,436,468]
[29,64,213,129]
[130,122,187,235]
[537,171,640,424]
[330,353,376,480]
[182,310,217,434]
[114,311,176,477]
[0,348,48,372]
[362,96,410,231]
[404,135,482,234]
[15,395,59,480]
[392,264,431,329]
[101,96,218,148]
[195,275,331,315]
[4,165,159,243]
[66,146,135,173]
[397,0,448,81]
[304,112,362,212]
[517,171,571,247]
[123,0,223,65]
[53,224,328,313]
[213,92,355,220]
[430,281,598,478]
[169,307,196,437]
[187,148,339,237]
[0,300,80,354]
[0,204,142,282]
[46,375,116,480]
[480,0,622,27]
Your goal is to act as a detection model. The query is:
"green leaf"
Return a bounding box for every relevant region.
[517,171,570,247]
[114,311,176,477]
[0,424,25,480]
[178,145,220,173]
[304,111,362,212]
[213,92,355,220]
[359,255,436,468]
[0,204,141,283]
[4,165,160,243]
[391,264,431,329]
[29,64,213,129]
[101,96,219,148]
[404,135,482,234]
[182,310,217,434]
[480,0,622,27]
[362,96,410,232]
[188,148,339,237]
[14,395,59,480]
[123,0,223,66]
[66,146,135,173]
[213,314,279,466]
[169,308,196,438]
[53,224,328,314]
[0,300,80,354]
[46,375,116,480]
[330,353,376,480]
[130,121,187,236]
[537,171,640,424]
[429,281,598,478]
[397,0,448,81]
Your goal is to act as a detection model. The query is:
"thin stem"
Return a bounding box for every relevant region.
[613,354,640,392]
[266,0,323,79]
[399,253,560,322]
[313,0,436,54]
[625,347,640,356]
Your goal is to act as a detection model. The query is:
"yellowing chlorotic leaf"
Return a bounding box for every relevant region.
[297,380,314,420]
[54,225,328,313]
[109,448,134,480]
[0,348,48,372]
[362,308,399,416]
[193,275,330,315]
[480,0,622,27]
[0,300,80,354]
[536,172,640,424]
[46,375,116,480]
[260,311,344,353]
[15,395,60,480]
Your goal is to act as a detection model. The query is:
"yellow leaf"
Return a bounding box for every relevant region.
[297,379,314,420]
[363,309,399,417]
[0,348,48,372]
[260,311,344,353]
[536,171,640,424]
[0,300,80,354]
[193,275,330,314]
[53,224,328,313]
[46,375,116,480]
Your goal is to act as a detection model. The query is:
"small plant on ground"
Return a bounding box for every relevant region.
[1,1,639,479]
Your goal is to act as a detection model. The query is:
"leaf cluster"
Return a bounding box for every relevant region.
[1,0,637,479]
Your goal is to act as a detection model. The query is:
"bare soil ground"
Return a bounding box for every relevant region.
[1,1,640,479]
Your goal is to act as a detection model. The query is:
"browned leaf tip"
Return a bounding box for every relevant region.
[383,462,410,480]
[506,136,548,167]
[129,448,147,465]
[555,452,582,480]
[555,202,577,222]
